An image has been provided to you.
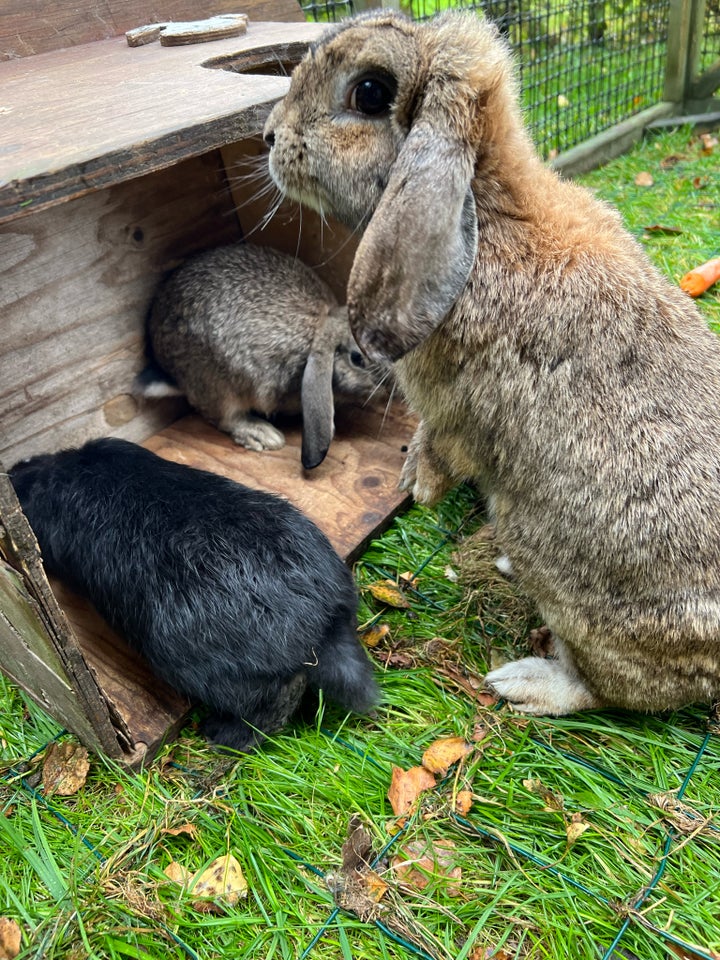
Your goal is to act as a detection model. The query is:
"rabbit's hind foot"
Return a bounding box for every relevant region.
[220,411,286,452]
[485,656,602,716]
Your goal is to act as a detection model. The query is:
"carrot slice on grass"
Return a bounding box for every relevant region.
[679,256,720,297]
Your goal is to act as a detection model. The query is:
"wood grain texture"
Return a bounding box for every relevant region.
[0,0,304,61]
[144,405,416,562]
[0,471,124,757]
[0,22,323,222]
[0,152,241,467]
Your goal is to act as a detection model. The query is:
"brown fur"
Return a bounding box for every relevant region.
[264,11,720,715]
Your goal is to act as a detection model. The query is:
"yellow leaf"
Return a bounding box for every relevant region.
[365,870,389,903]
[162,823,198,839]
[164,861,192,887]
[366,580,411,608]
[421,736,472,775]
[387,765,436,816]
[0,918,21,960]
[634,171,654,187]
[41,742,90,797]
[193,854,248,906]
[361,622,390,648]
[565,817,590,846]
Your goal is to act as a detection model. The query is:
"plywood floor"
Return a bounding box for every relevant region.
[55,401,416,759]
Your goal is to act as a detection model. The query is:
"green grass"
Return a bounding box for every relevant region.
[2,128,720,960]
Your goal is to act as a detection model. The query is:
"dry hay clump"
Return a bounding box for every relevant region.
[452,524,541,666]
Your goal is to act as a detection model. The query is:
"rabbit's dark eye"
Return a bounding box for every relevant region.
[348,76,396,117]
[350,350,366,368]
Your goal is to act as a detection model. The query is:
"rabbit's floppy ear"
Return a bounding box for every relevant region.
[300,310,337,470]
[347,15,508,363]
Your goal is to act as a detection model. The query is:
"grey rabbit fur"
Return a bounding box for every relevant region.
[9,438,379,751]
[263,9,720,716]
[139,241,389,469]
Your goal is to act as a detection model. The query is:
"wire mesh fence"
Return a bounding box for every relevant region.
[300,0,718,159]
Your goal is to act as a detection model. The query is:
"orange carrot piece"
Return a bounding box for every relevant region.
[679,257,720,297]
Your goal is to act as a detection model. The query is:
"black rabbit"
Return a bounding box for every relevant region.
[9,439,379,750]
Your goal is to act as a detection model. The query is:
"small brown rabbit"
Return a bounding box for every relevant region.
[139,242,389,469]
[264,10,720,715]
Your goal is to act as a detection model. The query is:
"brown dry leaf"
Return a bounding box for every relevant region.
[366,579,411,609]
[388,765,436,816]
[476,690,499,706]
[647,792,716,837]
[392,839,462,897]
[365,870,389,903]
[0,918,21,960]
[192,854,248,907]
[454,790,474,815]
[375,650,415,669]
[41,742,90,797]
[667,942,720,960]
[421,736,473,775]
[398,571,419,589]
[469,948,512,960]
[162,823,198,839]
[361,623,391,648]
[634,171,654,187]
[472,722,489,742]
[660,153,686,168]
[565,813,590,846]
[693,176,709,189]
[164,861,192,887]
[644,224,682,235]
[523,778,564,811]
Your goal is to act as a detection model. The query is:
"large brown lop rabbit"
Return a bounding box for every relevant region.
[263,10,720,716]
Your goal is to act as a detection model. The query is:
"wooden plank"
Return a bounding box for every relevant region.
[0,22,323,222]
[49,580,192,758]
[0,151,241,467]
[0,472,126,758]
[144,405,416,562]
[0,0,304,61]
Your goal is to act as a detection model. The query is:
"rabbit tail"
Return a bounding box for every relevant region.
[309,620,380,713]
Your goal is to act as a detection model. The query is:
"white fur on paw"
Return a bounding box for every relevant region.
[230,419,285,451]
[495,554,514,577]
[485,657,600,716]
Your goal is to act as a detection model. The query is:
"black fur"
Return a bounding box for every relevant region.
[9,439,379,751]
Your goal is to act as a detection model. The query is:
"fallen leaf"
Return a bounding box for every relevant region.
[699,132,718,154]
[361,622,390,648]
[192,854,248,907]
[647,792,717,836]
[164,861,192,886]
[469,948,512,960]
[375,650,415,669]
[454,790,474,815]
[444,565,459,582]
[565,813,590,846]
[388,765,436,816]
[366,580,411,609]
[162,823,198,839]
[693,176,709,189]
[41,742,90,797]
[398,571,418,589]
[523,778,564,811]
[634,171,654,187]
[392,839,462,896]
[471,723,489,742]
[660,153,686,168]
[365,871,389,903]
[667,942,720,960]
[421,736,472,775]
[475,690,499,707]
[0,918,21,960]
[644,224,682,235]
[340,815,373,874]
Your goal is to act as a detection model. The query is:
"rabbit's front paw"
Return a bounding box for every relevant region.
[485,657,602,716]
[226,414,285,452]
